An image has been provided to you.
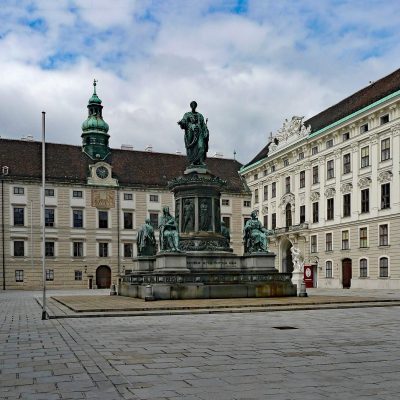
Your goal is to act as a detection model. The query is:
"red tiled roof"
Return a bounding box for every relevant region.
[0,139,249,193]
[244,67,400,168]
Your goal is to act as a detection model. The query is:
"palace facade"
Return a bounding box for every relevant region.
[0,85,250,290]
[241,68,400,289]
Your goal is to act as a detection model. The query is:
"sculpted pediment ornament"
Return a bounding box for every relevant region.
[262,206,268,214]
[340,182,353,193]
[391,123,400,136]
[268,116,311,155]
[377,170,393,183]
[358,176,371,188]
[310,191,320,202]
[324,187,336,198]
[280,193,295,207]
[299,193,305,204]
[270,202,276,212]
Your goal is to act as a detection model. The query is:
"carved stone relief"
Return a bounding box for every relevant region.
[324,187,336,198]
[310,191,320,202]
[358,176,371,188]
[377,170,393,183]
[340,182,353,193]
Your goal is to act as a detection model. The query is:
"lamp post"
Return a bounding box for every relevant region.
[41,111,47,320]
[1,165,9,290]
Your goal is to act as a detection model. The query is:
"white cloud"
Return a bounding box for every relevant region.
[0,0,399,164]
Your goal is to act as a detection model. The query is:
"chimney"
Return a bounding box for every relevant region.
[121,144,134,151]
[145,145,153,152]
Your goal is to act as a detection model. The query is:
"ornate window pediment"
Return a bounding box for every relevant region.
[377,170,392,183]
[358,176,371,188]
[324,187,336,198]
[340,182,353,193]
[310,191,320,202]
[280,193,295,207]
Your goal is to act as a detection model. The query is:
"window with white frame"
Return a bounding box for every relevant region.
[379,224,389,246]
[263,185,268,201]
[380,114,389,125]
[326,139,333,149]
[312,202,319,223]
[343,153,351,174]
[13,241,24,257]
[73,242,83,257]
[361,189,369,213]
[379,257,389,278]
[312,166,319,184]
[254,189,259,203]
[243,200,251,207]
[285,177,290,193]
[327,160,334,179]
[13,187,24,195]
[124,193,133,200]
[271,182,276,198]
[15,270,24,282]
[360,259,368,277]
[381,183,390,209]
[13,207,24,226]
[46,269,54,281]
[73,209,83,228]
[342,230,349,250]
[360,123,368,133]
[299,171,305,188]
[123,212,133,229]
[221,199,230,206]
[343,193,351,217]
[361,146,369,168]
[98,211,108,228]
[99,242,109,257]
[45,208,55,227]
[359,227,368,248]
[312,146,318,155]
[342,132,350,141]
[325,261,332,278]
[45,188,54,197]
[124,243,133,258]
[149,194,159,202]
[381,138,390,161]
[74,270,82,281]
[325,233,332,251]
[327,198,334,220]
[310,235,317,253]
[73,190,83,198]
[45,242,55,257]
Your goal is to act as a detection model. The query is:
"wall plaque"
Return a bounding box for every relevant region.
[91,190,115,208]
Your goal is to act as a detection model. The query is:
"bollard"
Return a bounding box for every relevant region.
[110,283,117,296]
[298,281,308,297]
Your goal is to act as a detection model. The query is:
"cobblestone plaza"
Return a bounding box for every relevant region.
[1,290,400,399]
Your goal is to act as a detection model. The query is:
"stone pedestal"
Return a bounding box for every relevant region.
[242,253,277,271]
[133,256,155,273]
[155,252,189,273]
[292,269,307,297]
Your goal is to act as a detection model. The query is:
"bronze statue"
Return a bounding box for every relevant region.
[137,218,156,256]
[221,221,230,246]
[199,199,211,231]
[243,211,269,254]
[159,206,180,252]
[182,199,194,233]
[178,101,209,167]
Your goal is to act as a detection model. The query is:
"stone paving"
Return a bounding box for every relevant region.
[1,289,400,399]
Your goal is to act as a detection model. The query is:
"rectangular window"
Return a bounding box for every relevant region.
[361,189,369,213]
[283,159,289,167]
[342,132,350,141]
[13,187,24,195]
[310,235,317,253]
[263,215,268,229]
[299,171,305,188]
[45,208,55,227]
[381,138,390,161]
[312,166,319,184]
[149,213,159,230]
[325,233,332,251]
[343,193,351,217]
[343,153,351,174]
[326,139,333,149]
[124,243,133,258]
[298,152,304,160]
[73,209,83,228]
[381,183,390,209]
[285,177,290,193]
[74,270,82,281]
[361,146,369,168]
[380,114,389,125]
[222,199,230,206]
[254,173,258,180]
[271,213,276,229]
[360,259,368,278]
[14,241,24,257]
[46,269,54,281]
[379,224,388,246]
[312,146,318,155]
[45,188,54,197]
[300,205,305,223]
[13,207,24,226]
[123,212,133,229]
[263,169,268,177]
[327,160,334,180]
[99,242,108,257]
[73,190,83,198]
[98,211,108,229]
[359,227,368,248]
[327,198,334,220]
[342,230,349,250]
[45,241,55,257]
[15,270,24,282]
[271,182,276,198]
[325,261,332,278]
[271,165,275,173]
[360,123,368,133]
[73,242,83,257]
[149,194,159,202]
[123,193,133,200]
[379,258,389,277]
[243,200,251,207]
[263,185,268,201]
[312,202,319,223]
[254,189,259,203]
[222,216,230,229]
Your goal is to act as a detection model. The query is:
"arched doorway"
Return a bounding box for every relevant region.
[281,238,293,273]
[342,259,352,288]
[285,203,292,227]
[96,265,111,289]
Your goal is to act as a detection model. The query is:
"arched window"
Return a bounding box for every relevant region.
[379,257,389,278]
[325,261,332,278]
[360,258,368,277]
[285,203,292,227]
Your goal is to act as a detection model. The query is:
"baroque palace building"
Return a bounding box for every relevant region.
[241,68,400,289]
[0,83,251,290]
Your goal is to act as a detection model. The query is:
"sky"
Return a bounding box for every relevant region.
[0,0,399,164]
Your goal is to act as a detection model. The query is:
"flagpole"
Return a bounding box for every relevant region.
[41,111,47,320]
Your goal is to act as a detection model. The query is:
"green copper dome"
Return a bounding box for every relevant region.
[81,79,111,160]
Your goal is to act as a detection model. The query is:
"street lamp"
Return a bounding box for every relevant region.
[1,166,9,290]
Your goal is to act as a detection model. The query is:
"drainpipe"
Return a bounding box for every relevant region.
[117,189,120,276]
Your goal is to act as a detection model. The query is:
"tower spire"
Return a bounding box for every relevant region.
[93,78,97,95]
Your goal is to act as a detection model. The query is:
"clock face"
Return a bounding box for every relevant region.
[96,166,109,179]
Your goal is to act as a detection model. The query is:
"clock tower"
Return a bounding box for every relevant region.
[81,79,111,160]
